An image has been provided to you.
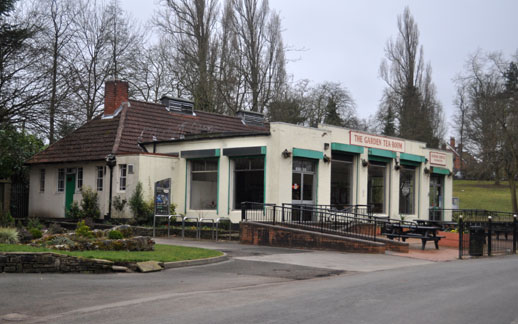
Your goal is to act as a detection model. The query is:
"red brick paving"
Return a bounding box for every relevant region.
[388,238,460,262]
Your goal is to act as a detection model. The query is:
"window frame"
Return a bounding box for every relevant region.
[119,164,127,191]
[189,159,218,210]
[399,165,416,215]
[57,168,65,193]
[77,167,83,191]
[96,166,104,191]
[39,169,45,192]
[367,162,387,214]
[232,157,265,210]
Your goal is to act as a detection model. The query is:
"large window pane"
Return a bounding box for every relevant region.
[368,163,386,214]
[303,174,313,201]
[292,173,301,200]
[331,159,352,206]
[234,157,264,209]
[190,159,218,210]
[399,166,415,214]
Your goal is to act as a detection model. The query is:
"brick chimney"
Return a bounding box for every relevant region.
[104,80,128,116]
[450,137,456,149]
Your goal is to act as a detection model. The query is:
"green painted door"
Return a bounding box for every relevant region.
[65,174,75,217]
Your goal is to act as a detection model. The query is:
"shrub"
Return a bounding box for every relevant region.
[0,227,19,244]
[27,217,42,230]
[129,182,154,225]
[108,230,123,240]
[29,227,42,239]
[67,201,83,220]
[48,223,65,234]
[0,211,14,227]
[75,220,94,238]
[48,235,74,246]
[81,187,100,219]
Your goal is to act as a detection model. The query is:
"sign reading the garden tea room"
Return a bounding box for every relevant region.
[349,131,405,153]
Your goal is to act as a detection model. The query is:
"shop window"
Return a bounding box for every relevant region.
[399,166,415,214]
[119,164,127,191]
[190,159,218,210]
[97,166,104,191]
[331,154,353,207]
[57,168,65,192]
[40,169,45,192]
[77,167,83,190]
[233,157,264,209]
[368,162,386,214]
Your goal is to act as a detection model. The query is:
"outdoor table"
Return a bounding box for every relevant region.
[386,223,443,250]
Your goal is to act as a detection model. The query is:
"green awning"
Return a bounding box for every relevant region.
[400,152,426,163]
[331,142,364,154]
[292,148,324,160]
[368,148,396,163]
[368,148,397,159]
[432,166,450,175]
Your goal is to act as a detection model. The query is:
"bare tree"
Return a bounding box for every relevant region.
[0,0,46,128]
[232,0,286,113]
[29,0,78,143]
[378,7,444,147]
[155,0,220,112]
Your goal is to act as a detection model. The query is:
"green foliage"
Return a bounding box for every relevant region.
[0,227,19,244]
[454,180,517,212]
[129,182,154,225]
[0,127,44,181]
[80,187,100,219]
[29,228,42,239]
[0,211,14,227]
[170,203,177,215]
[27,217,42,230]
[75,220,94,238]
[48,235,74,246]
[108,230,123,240]
[0,244,222,263]
[113,196,127,212]
[66,201,82,219]
[48,223,65,234]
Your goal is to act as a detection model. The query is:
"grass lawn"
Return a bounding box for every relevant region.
[453,180,517,212]
[0,244,222,263]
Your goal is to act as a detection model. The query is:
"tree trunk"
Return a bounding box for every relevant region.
[510,173,518,214]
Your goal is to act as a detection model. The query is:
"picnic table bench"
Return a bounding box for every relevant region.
[384,223,445,250]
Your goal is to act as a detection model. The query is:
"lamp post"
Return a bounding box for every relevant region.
[105,154,116,220]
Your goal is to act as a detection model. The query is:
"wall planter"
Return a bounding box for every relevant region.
[438,231,468,249]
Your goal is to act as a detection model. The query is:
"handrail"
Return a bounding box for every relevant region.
[153,214,178,237]
[200,218,215,240]
[216,217,232,241]
[182,216,200,240]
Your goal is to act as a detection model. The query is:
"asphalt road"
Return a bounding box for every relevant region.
[1,244,518,324]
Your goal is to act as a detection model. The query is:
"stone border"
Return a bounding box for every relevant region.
[163,253,228,269]
[0,252,114,273]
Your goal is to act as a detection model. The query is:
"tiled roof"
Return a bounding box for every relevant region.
[27,100,270,164]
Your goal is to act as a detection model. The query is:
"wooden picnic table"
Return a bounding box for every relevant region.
[385,223,444,250]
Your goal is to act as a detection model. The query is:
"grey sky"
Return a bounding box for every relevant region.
[121,0,518,136]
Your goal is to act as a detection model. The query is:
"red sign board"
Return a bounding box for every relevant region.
[429,152,447,166]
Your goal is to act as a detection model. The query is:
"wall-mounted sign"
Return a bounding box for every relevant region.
[429,152,447,166]
[349,131,405,153]
[154,178,171,215]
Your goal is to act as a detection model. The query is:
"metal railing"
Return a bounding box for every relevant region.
[282,203,373,217]
[241,202,382,242]
[458,215,517,258]
[429,208,517,223]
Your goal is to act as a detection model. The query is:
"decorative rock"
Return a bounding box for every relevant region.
[136,261,163,273]
[112,265,131,272]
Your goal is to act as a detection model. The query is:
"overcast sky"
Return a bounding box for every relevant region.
[120,0,518,136]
